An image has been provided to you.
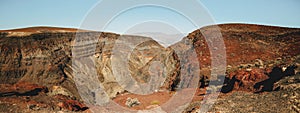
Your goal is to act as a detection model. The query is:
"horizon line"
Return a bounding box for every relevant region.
[1,22,299,33]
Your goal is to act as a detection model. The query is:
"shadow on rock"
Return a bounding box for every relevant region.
[254,65,297,93]
[219,65,297,93]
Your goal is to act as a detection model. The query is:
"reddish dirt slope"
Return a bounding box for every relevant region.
[0,24,299,112]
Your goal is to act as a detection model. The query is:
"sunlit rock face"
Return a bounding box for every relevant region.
[0,29,181,99]
[0,24,300,112]
[1,24,300,97]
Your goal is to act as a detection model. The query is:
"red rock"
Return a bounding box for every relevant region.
[226,68,269,92]
[0,82,48,96]
[54,95,87,111]
[14,82,48,93]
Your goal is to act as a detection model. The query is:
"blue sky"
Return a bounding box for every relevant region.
[0,0,299,33]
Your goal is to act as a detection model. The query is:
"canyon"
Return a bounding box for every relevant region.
[0,24,299,112]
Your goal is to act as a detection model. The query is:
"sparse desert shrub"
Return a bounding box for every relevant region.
[150,100,160,105]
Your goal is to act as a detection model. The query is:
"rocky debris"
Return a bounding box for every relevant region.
[27,100,48,111]
[208,91,298,113]
[274,73,300,90]
[254,59,264,68]
[185,67,300,113]
[254,65,297,92]
[55,95,88,111]
[125,97,140,107]
[229,59,265,72]
[220,64,298,93]
[0,95,88,112]
[274,74,300,112]
[221,68,268,93]
[49,86,74,97]
[0,82,88,112]
[0,103,22,113]
[183,101,202,113]
[113,91,173,110]
[0,82,48,97]
[0,24,299,112]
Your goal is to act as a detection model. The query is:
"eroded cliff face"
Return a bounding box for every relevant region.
[0,24,299,112]
[0,30,182,100]
[1,32,83,91]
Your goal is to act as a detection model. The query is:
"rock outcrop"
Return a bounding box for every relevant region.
[0,24,299,112]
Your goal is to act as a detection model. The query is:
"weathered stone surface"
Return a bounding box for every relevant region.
[0,24,299,112]
[49,85,74,97]
[55,95,88,111]
[220,68,269,92]
[125,97,140,107]
[275,73,300,91]
[0,82,48,97]
[207,90,298,113]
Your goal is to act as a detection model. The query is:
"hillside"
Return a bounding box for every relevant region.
[0,24,299,112]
